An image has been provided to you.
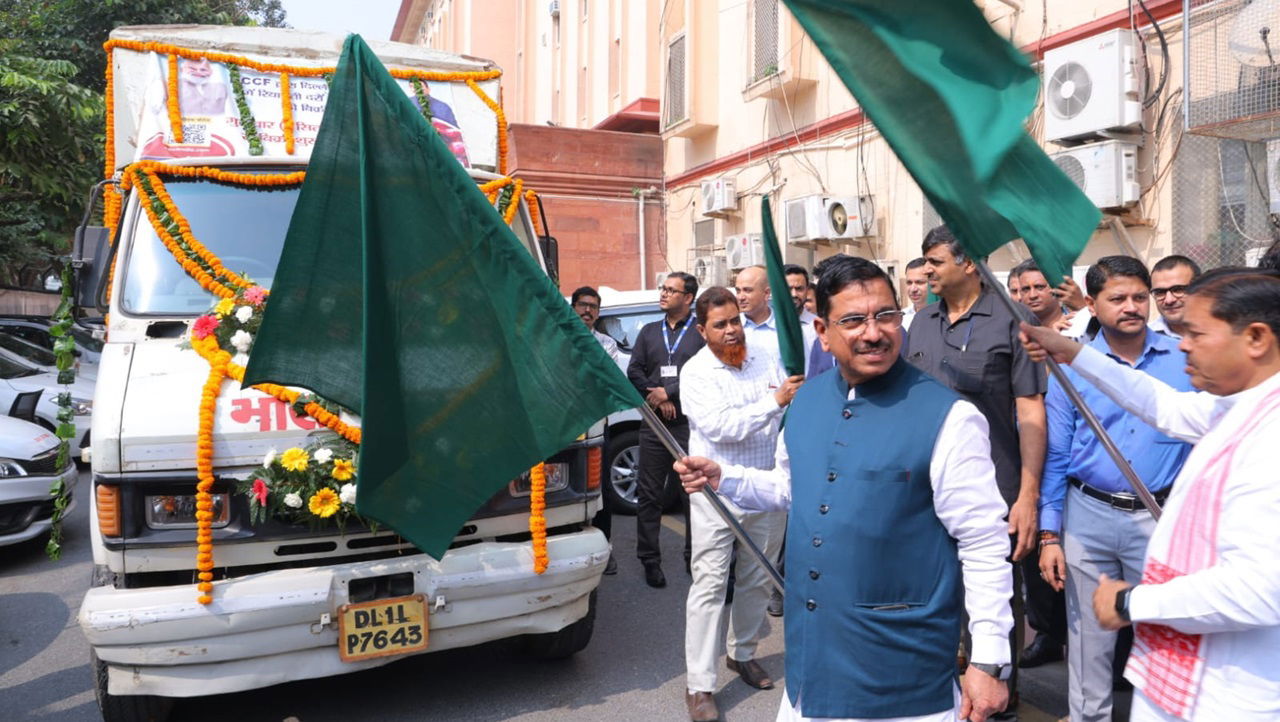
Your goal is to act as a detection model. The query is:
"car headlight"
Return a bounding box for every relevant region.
[508,463,569,497]
[145,494,230,529]
[0,459,28,477]
[70,397,93,415]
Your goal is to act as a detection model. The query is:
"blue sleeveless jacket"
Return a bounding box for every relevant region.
[782,359,964,718]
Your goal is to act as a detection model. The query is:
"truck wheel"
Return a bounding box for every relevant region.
[522,591,596,660]
[603,430,640,515]
[93,651,173,722]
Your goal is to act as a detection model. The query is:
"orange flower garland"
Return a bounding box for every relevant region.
[524,190,543,235]
[466,79,508,175]
[193,336,230,604]
[166,53,184,143]
[503,178,524,226]
[529,463,548,574]
[136,160,306,186]
[280,72,295,155]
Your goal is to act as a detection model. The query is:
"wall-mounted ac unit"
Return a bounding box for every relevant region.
[725,233,764,270]
[1043,28,1142,144]
[691,253,729,288]
[701,178,738,217]
[783,194,873,243]
[1050,139,1139,209]
[549,0,560,18]
[1267,139,1280,214]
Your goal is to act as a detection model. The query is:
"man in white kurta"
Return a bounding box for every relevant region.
[1021,269,1280,721]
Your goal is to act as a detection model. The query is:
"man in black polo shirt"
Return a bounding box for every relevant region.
[627,271,705,588]
[906,225,1047,716]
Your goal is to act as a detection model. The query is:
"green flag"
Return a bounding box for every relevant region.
[783,0,1100,284]
[243,35,644,558]
[761,197,806,376]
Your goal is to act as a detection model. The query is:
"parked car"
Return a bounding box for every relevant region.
[0,353,93,459]
[0,330,97,381]
[592,288,684,515]
[0,316,106,364]
[0,415,78,547]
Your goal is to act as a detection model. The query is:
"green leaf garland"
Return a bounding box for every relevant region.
[227,64,264,156]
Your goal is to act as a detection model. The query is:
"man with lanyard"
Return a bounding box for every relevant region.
[1021,269,1280,722]
[626,271,705,588]
[1036,257,1193,721]
[679,287,804,721]
[906,225,1046,718]
[676,256,1014,722]
[1148,255,1201,341]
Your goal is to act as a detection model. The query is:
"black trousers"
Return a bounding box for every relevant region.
[1022,545,1067,646]
[635,422,691,566]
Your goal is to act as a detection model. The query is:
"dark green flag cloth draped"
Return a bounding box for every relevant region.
[783,0,1101,284]
[762,197,806,376]
[243,35,644,558]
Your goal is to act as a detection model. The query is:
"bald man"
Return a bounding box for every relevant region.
[736,266,781,366]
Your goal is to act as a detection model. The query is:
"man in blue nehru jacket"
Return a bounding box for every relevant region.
[677,256,1014,722]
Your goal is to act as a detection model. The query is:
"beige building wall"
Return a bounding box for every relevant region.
[660,0,1190,295]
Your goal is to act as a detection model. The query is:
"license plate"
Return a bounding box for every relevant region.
[337,594,428,662]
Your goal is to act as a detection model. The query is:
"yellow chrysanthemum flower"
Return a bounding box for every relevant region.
[279,447,309,471]
[308,488,340,518]
[214,297,236,317]
[331,459,355,481]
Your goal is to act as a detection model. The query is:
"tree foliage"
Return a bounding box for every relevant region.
[0,0,286,285]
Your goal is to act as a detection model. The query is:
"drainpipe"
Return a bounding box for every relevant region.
[636,187,653,290]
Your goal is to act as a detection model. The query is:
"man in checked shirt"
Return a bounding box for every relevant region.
[679,286,804,722]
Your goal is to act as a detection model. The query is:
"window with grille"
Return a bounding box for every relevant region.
[694,218,715,248]
[751,0,779,84]
[665,34,687,127]
[1172,130,1276,269]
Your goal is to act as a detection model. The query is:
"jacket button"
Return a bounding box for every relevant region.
[842,409,852,419]
[827,471,836,482]
[812,537,822,547]
[809,569,820,580]
[819,504,829,514]
[806,599,817,611]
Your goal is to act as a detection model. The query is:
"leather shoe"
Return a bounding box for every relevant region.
[726,657,774,690]
[685,691,719,722]
[766,589,784,617]
[1019,633,1064,668]
[643,562,666,588]
[603,556,618,575]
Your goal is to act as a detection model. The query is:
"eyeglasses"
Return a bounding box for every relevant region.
[659,285,690,296]
[1151,285,1188,300]
[573,301,600,311]
[831,309,906,334]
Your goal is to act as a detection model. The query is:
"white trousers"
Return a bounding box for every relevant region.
[685,490,785,692]
[775,684,962,722]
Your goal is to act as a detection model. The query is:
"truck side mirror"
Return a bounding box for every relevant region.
[538,234,559,287]
[73,226,111,311]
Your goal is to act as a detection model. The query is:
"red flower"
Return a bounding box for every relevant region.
[192,314,220,340]
[252,478,269,506]
[242,286,267,306]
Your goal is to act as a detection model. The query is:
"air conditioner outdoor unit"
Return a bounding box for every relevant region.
[1050,139,1140,209]
[725,233,764,270]
[1267,139,1280,214]
[691,254,729,288]
[783,194,873,243]
[1044,28,1142,144]
[701,178,738,217]
[549,0,560,18]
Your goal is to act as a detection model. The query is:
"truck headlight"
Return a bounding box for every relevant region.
[145,494,230,529]
[70,397,93,415]
[0,459,28,477]
[508,463,569,497]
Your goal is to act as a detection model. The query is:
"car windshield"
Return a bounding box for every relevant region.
[0,354,41,379]
[69,326,104,352]
[596,309,663,353]
[0,332,56,366]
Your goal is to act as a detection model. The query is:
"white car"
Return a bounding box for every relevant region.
[0,415,78,546]
[0,329,97,381]
[0,352,93,460]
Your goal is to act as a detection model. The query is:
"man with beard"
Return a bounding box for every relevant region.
[1021,269,1280,721]
[627,272,705,587]
[571,286,620,574]
[676,257,1013,722]
[904,257,929,332]
[1036,257,1192,721]
[679,287,804,721]
[785,264,820,374]
[1148,255,1201,341]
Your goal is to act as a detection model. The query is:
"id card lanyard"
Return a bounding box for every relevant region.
[661,314,693,377]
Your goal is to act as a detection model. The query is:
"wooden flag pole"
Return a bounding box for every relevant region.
[974,261,1162,520]
[637,403,786,593]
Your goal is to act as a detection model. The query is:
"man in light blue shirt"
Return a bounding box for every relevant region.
[1037,256,1193,722]
[736,265,781,365]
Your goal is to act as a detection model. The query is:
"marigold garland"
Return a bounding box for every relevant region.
[130,172,238,298]
[280,72,295,155]
[503,178,524,226]
[524,190,543,235]
[166,53,184,143]
[529,463,548,574]
[466,79,508,175]
[193,340,230,604]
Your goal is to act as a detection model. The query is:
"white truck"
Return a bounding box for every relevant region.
[71,25,607,722]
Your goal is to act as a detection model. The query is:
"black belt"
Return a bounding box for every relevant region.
[1068,477,1169,512]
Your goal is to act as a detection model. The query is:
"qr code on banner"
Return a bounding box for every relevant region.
[180,122,208,146]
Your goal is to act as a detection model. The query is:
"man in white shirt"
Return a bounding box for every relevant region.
[678,256,1014,722]
[1148,255,1201,341]
[1021,268,1280,722]
[736,265,782,365]
[785,263,820,369]
[902,257,929,332]
[679,286,804,722]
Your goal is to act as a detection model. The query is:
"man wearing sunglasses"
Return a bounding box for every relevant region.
[1149,255,1201,341]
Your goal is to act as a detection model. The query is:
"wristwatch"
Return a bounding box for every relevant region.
[1116,586,1132,623]
[967,662,1012,681]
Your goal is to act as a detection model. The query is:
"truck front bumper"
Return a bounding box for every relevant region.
[80,528,609,697]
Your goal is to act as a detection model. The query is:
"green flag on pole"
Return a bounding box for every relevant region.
[761,197,806,376]
[782,0,1101,284]
[243,35,644,559]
